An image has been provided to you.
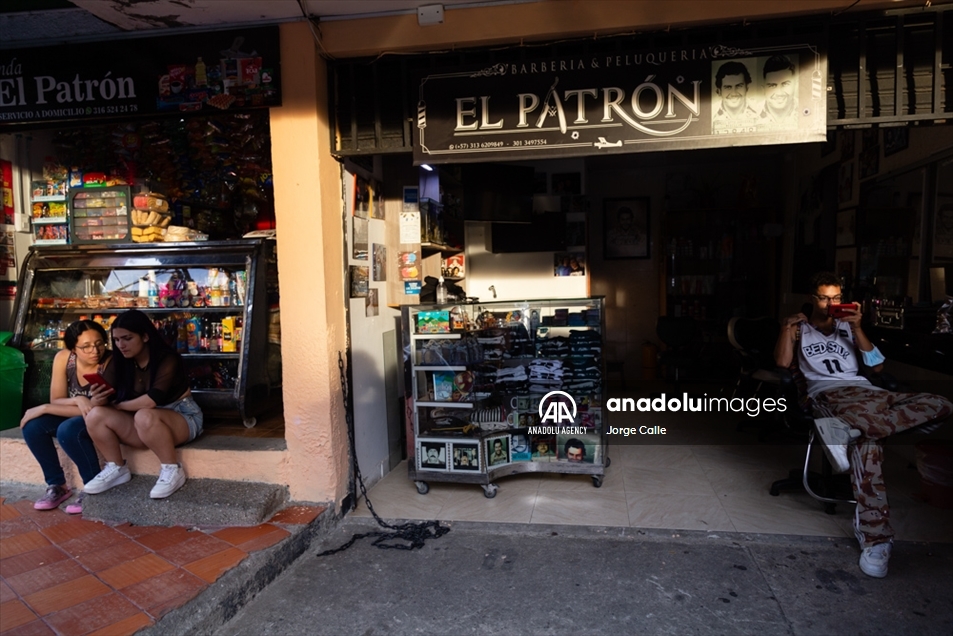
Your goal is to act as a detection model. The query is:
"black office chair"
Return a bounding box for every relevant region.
[727,316,781,399]
[768,322,905,514]
[655,316,699,393]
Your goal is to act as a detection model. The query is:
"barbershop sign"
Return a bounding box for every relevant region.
[0,27,280,127]
[413,40,826,164]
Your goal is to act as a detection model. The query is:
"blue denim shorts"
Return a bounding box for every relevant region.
[160,395,203,442]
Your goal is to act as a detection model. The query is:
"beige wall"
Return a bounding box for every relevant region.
[269,22,349,505]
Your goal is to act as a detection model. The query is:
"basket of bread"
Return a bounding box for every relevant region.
[130,192,171,243]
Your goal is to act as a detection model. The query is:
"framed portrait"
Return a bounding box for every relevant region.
[450,441,480,472]
[352,217,368,260]
[883,127,909,157]
[835,208,856,247]
[604,197,649,259]
[509,432,532,462]
[372,243,386,281]
[530,435,557,462]
[556,433,601,464]
[485,435,510,468]
[365,289,379,317]
[554,252,586,277]
[417,440,450,471]
[349,266,368,298]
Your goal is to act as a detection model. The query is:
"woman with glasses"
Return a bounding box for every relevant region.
[19,320,114,514]
[84,309,203,500]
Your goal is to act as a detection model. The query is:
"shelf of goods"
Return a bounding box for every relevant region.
[402,297,608,498]
[11,238,281,428]
[31,185,69,245]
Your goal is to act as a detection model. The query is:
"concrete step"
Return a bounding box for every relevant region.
[82,475,288,527]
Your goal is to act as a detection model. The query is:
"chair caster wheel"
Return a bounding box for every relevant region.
[415,481,429,495]
[482,484,498,498]
[592,476,603,488]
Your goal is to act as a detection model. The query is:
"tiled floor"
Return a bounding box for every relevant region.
[0,501,324,636]
[352,405,953,544]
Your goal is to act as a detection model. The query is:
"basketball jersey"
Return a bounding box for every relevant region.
[797,320,875,398]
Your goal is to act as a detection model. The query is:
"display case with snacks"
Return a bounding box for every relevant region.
[31,180,69,246]
[402,297,608,498]
[11,238,281,428]
[69,186,131,244]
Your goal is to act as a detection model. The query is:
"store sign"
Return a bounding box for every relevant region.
[413,40,826,163]
[0,27,280,127]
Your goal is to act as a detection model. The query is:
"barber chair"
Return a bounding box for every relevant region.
[655,316,699,394]
[727,316,781,399]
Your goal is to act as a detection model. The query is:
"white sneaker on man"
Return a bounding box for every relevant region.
[150,464,186,499]
[814,417,861,474]
[84,462,131,494]
[859,541,891,578]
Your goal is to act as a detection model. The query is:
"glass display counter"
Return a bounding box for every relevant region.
[11,238,281,427]
[402,297,608,498]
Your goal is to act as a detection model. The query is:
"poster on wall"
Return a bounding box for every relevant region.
[604,198,650,259]
[353,217,368,260]
[414,38,826,164]
[1,27,281,126]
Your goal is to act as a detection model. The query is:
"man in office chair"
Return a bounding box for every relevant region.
[774,272,952,578]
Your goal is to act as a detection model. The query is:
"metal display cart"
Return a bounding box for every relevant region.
[402,297,608,498]
[11,238,281,427]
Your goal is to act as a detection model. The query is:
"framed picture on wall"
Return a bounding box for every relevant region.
[883,127,909,157]
[604,197,650,259]
[836,208,856,246]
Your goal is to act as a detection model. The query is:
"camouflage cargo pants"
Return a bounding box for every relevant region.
[814,386,953,549]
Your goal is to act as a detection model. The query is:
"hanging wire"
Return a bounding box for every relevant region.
[315,353,450,556]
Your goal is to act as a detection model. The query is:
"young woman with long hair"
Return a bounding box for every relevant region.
[84,309,203,499]
[20,320,113,513]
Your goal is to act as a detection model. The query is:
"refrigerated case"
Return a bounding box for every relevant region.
[402,297,608,498]
[11,238,280,427]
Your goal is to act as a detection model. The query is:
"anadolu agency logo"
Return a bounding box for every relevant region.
[527,391,589,435]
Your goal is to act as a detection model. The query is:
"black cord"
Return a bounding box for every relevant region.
[315,353,450,556]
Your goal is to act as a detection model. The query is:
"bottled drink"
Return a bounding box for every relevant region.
[436,276,448,304]
[195,57,207,87]
[147,270,159,308]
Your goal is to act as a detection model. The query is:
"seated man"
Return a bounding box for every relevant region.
[774,272,952,578]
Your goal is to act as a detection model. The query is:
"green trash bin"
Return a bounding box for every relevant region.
[0,332,28,431]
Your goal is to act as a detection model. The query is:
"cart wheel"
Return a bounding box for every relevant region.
[604,456,611,468]
[415,481,430,495]
[592,476,603,488]
[243,417,257,429]
[482,484,498,499]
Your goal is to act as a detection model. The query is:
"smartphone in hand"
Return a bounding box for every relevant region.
[83,373,113,391]
[828,303,857,319]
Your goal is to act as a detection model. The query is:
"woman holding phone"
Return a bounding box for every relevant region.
[19,320,114,514]
[84,309,203,499]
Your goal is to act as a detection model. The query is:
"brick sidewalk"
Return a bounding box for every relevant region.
[0,497,325,635]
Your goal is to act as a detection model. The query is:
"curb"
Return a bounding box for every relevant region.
[138,506,340,635]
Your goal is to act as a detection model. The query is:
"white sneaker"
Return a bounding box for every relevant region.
[84,462,131,494]
[859,541,892,578]
[814,417,860,474]
[150,464,186,499]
